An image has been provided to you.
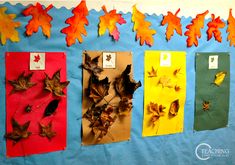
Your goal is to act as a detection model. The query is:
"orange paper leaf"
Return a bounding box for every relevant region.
[98,5,126,41]
[132,5,156,46]
[207,14,225,42]
[61,0,89,46]
[0,7,21,45]
[161,8,182,41]
[227,9,235,47]
[22,3,53,38]
[184,10,209,47]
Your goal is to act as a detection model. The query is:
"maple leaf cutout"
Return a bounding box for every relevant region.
[161,8,182,41]
[61,0,89,46]
[227,9,235,47]
[132,5,156,46]
[207,14,225,42]
[0,7,21,45]
[184,10,209,47]
[22,3,53,38]
[34,54,40,62]
[99,5,126,41]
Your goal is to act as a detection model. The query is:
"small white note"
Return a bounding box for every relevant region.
[103,52,116,69]
[209,55,218,69]
[160,52,171,67]
[30,53,45,70]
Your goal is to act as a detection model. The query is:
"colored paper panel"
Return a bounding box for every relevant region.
[5,52,67,157]
[194,52,230,131]
[143,51,186,137]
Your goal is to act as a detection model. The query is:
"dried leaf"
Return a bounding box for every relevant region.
[0,7,21,45]
[148,67,157,77]
[161,8,182,41]
[8,72,36,93]
[82,52,103,75]
[173,68,181,76]
[174,85,181,92]
[117,97,132,116]
[114,64,141,99]
[227,9,235,46]
[207,14,225,42]
[5,118,31,144]
[44,70,70,97]
[147,102,165,125]
[88,75,110,103]
[39,121,56,140]
[213,71,227,86]
[202,101,210,111]
[132,5,156,46]
[61,0,89,46]
[169,99,179,116]
[22,2,53,37]
[43,99,60,117]
[25,104,32,113]
[99,5,126,41]
[158,76,173,88]
[184,10,209,47]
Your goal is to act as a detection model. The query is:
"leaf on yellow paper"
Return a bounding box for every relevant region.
[148,66,157,77]
[147,102,165,125]
[207,14,225,42]
[168,99,179,116]
[158,76,173,88]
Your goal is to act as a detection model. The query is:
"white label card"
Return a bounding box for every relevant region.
[30,53,45,70]
[208,55,218,69]
[102,52,116,69]
[160,52,171,67]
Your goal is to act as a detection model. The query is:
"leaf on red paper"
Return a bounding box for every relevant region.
[39,121,56,140]
[184,10,209,47]
[22,2,53,38]
[132,5,156,46]
[61,0,89,46]
[0,7,21,45]
[34,54,40,62]
[207,14,225,42]
[227,9,235,47]
[98,5,126,41]
[161,8,182,41]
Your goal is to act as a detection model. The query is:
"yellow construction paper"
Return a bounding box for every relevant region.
[142,51,186,137]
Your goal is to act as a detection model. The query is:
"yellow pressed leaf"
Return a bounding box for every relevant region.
[213,71,227,86]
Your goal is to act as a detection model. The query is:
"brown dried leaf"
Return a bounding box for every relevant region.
[173,68,181,76]
[147,102,165,125]
[39,121,56,140]
[117,97,132,116]
[158,76,173,88]
[83,52,103,75]
[169,99,179,116]
[175,85,181,92]
[202,101,210,111]
[148,66,157,77]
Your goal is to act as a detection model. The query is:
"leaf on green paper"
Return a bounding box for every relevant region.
[43,99,60,117]
[207,14,225,42]
[39,121,56,140]
[61,0,89,46]
[202,101,210,111]
[0,7,21,45]
[168,99,179,116]
[227,9,235,47]
[82,51,103,75]
[213,71,227,87]
[98,5,126,41]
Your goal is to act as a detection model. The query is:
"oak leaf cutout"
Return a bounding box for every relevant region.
[169,99,179,116]
[114,64,141,99]
[82,52,103,75]
[5,118,31,144]
[99,5,126,41]
[44,70,70,97]
[61,0,89,46]
[161,8,182,41]
[147,102,165,125]
[227,9,235,47]
[0,7,21,45]
[207,14,225,42]
[39,121,56,140]
[8,72,36,94]
[22,2,53,38]
[132,5,156,46]
[184,10,209,47]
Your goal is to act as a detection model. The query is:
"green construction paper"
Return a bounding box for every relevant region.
[194,52,230,131]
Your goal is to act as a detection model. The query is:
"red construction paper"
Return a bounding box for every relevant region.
[5,52,67,157]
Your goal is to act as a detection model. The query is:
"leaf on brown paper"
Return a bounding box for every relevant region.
[5,118,31,144]
[8,72,36,93]
[43,99,60,117]
[44,70,70,97]
[83,52,103,75]
[147,102,165,125]
[158,76,173,88]
[114,64,141,99]
[202,101,210,111]
[39,121,56,140]
[169,99,179,116]
[148,66,157,77]
[117,97,132,116]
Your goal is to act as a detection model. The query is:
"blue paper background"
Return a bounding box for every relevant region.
[0,3,234,165]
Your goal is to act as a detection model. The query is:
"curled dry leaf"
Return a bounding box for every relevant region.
[39,121,56,140]
[117,97,132,116]
[43,99,60,117]
[114,64,141,99]
[147,102,165,125]
[8,72,36,94]
[44,70,70,97]
[5,118,31,144]
[169,99,180,116]
[202,101,210,111]
[88,75,110,103]
[213,71,227,86]
[158,76,173,88]
[25,104,32,113]
[82,52,103,75]
[148,67,157,77]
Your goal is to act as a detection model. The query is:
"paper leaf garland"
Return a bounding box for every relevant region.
[98,5,126,41]
[61,0,89,46]
[0,7,21,45]
[184,10,209,47]
[207,14,225,42]
[22,2,53,37]
[161,8,182,41]
[227,9,235,47]
[132,5,156,46]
